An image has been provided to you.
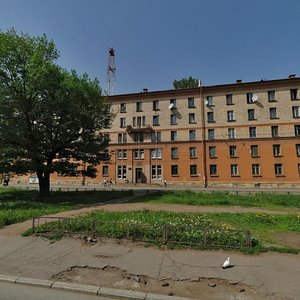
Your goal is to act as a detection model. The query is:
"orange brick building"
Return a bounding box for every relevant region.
[98,75,300,188]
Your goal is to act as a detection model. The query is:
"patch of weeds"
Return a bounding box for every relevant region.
[48,232,64,241]
[22,228,33,236]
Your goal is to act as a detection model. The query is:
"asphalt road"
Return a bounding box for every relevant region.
[0,281,117,300]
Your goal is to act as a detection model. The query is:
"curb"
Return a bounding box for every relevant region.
[0,274,193,300]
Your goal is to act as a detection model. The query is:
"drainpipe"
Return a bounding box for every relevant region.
[200,84,208,188]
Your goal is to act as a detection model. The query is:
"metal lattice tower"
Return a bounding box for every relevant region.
[106,48,116,95]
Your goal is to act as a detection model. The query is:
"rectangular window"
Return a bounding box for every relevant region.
[117,149,122,159]
[295,125,300,136]
[209,146,216,158]
[228,128,236,139]
[102,165,109,176]
[231,164,239,176]
[227,110,235,122]
[252,164,260,176]
[120,117,126,128]
[133,117,136,127]
[292,106,300,118]
[117,166,127,179]
[142,116,146,126]
[151,131,161,142]
[207,112,214,123]
[273,144,281,156]
[120,103,126,113]
[136,101,143,112]
[189,147,197,158]
[249,127,256,138]
[153,100,159,111]
[250,145,259,157]
[118,134,122,144]
[151,148,162,160]
[268,90,276,102]
[296,144,300,156]
[156,132,161,142]
[275,164,283,176]
[248,109,255,120]
[170,99,177,108]
[229,145,237,157]
[188,97,195,108]
[271,126,279,137]
[151,165,162,179]
[189,130,196,141]
[298,164,300,176]
[134,149,144,159]
[210,164,217,176]
[171,131,177,141]
[137,116,142,127]
[190,165,197,176]
[206,96,214,107]
[171,147,178,159]
[134,132,144,143]
[171,165,178,176]
[246,92,254,104]
[208,129,215,140]
[290,89,298,100]
[189,113,196,124]
[269,107,278,119]
[153,115,160,126]
[170,114,177,125]
[226,94,233,105]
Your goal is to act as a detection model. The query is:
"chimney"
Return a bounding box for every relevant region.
[289,74,296,79]
[143,88,148,93]
[236,79,242,83]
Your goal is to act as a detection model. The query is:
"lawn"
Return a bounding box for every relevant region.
[30,209,300,253]
[0,188,132,228]
[134,190,300,209]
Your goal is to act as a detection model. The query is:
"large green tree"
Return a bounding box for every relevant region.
[0,29,113,196]
[173,76,200,89]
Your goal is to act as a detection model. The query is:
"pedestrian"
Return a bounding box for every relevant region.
[109,178,113,186]
[103,178,107,187]
[163,179,167,187]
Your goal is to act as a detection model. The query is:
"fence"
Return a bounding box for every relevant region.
[32,216,252,249]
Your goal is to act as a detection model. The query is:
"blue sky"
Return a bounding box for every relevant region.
[1,0,300,94]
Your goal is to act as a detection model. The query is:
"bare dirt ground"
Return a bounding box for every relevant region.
[53,265,265,300]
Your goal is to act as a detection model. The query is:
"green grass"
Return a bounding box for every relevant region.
[32,210,300,254]
[134,190,300,208]
[0,188,132,228]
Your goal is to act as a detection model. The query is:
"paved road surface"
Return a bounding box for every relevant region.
[0,281,117,300]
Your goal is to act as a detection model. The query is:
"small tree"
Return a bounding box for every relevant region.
[173,76,199,89]
[0,29,113,196]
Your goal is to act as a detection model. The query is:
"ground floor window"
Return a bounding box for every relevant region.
[209,164,217,176]
[171,165,178,176]
[117,165,127,179]
[252,164,260,176]
[274,164,283,176]
[151,165,162,179]
[102,165,109,176]
[231,164,239,176]
[190,165,197,176]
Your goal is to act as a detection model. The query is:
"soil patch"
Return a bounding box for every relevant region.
[273,232,300,249]
[53,266,265,300]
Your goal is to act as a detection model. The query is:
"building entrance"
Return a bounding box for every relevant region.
[135,168,146,183]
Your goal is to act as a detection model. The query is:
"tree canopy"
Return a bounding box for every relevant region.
[0,29,113,195]
[173,76,200,89]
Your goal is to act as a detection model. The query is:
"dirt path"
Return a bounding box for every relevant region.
[1,198,299,236]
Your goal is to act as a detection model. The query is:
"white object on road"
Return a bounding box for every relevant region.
[222,257,230,269]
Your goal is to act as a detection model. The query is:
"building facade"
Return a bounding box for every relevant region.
[98,76,300,187]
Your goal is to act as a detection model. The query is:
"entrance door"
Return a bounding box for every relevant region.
[135,168,143,183]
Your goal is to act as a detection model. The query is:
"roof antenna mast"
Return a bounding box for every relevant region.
[106,48,116,95]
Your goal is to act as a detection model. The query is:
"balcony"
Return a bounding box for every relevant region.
[126,125,153,134]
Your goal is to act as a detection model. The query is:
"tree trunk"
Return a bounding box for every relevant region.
[37,170,50,197]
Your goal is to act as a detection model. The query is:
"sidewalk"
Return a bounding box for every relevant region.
[0,234,299,299]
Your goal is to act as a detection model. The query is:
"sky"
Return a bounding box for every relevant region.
[1,0,300,94]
